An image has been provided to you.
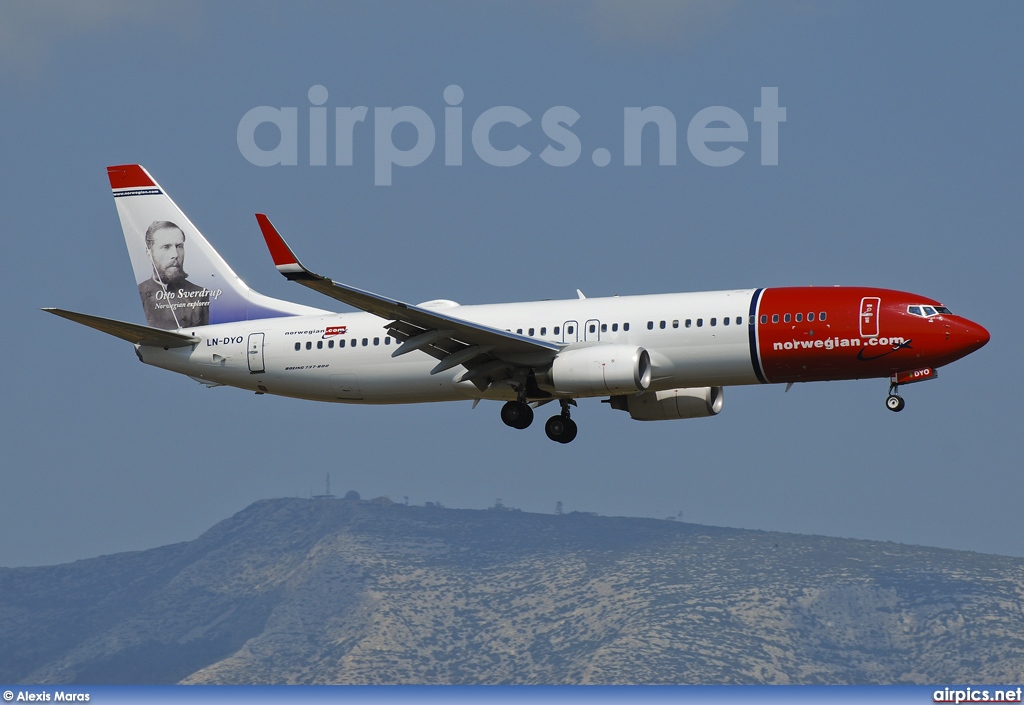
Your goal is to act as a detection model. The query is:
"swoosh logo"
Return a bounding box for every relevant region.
[857,339,913,361]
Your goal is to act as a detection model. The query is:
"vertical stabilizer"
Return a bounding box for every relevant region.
[108,164,324,330]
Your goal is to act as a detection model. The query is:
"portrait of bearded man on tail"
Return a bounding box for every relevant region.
[138,220,210,329]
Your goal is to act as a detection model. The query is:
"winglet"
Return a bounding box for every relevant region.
[255,213,308,277]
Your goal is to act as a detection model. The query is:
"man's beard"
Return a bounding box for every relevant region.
[159,265,187,285]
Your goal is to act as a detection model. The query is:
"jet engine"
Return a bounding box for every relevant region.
[607,386,724,421]
[544,345,652,396]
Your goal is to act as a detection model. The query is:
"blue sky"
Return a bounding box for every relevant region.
[2,1,1021,567]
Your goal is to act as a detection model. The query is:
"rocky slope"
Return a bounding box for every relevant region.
[1,497,1022,684]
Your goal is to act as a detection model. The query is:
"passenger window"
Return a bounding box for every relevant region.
[647,321,654,330]
[795,313,802,322]
[624,322,630,331]
[340,339,346,348]
[697,318,703,327]
[306,341,312,350]
[672,320,679,328]
[819,312,827,321]
[541,327,547,335]
[373,337,380,346]
[723,317,730,326]
[589,324,595,333]
[760,315,767,324]
[385,337,391,345]
[328,340,334,349]
[737,317,743,325]
[294,342,301,351]
[710,318,717,326]
[611,323,618,332]
[567,325,574,334]
[317,341,323,349]
[554,326,560,335]
[362,338,368,346]
[516,328,523,334]
[529,328,535,336]
[772,314,779,323]
[601,323,607,332]
[784,314,791,323]
[808,312,814,322]
[659,321,666,329]
[685,319,692,328]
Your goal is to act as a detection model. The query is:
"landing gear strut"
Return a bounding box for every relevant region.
[885,383,906,412]
[545,399,578,444]
[500,400,534,429]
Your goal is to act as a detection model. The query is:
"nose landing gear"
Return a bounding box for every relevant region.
[884,368,938,412]
[885,383,905,412]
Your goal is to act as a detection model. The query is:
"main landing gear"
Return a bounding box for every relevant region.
[500,400,534,429]
[544,399,578,444]
[885,383,906,412]
[500,398,578,443]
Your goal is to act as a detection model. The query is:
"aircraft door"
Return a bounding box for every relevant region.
[860,297,881,338]
[584,319,601,342]
[562,320,579,343]
[247,332,266,374]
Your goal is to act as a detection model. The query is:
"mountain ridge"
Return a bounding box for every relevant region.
[2,497,1021,684]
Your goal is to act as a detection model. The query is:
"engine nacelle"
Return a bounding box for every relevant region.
[608,386,724,421]
[546,345,652,396]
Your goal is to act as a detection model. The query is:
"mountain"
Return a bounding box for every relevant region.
[1,497,1022,684]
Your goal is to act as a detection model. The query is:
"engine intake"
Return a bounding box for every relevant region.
[547,345,652,396]
[608,386,724,421]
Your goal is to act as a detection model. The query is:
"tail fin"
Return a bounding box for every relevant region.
[108,164,325,330]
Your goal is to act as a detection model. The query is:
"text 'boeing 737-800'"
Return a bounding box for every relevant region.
[45,165,990,443]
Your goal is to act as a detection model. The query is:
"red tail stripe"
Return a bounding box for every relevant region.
[107,164,154,189]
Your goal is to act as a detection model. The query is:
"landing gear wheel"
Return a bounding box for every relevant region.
[885,394,905,412]
[545,415,578,444]
[562,418,578,443]
[500,401,534,429]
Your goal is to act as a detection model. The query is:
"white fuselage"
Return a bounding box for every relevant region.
[56,164,989,443]
[139,290,761,403]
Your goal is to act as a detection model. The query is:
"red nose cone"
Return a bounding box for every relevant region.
[962,319,990,354]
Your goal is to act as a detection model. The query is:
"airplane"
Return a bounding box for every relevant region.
[45,164,990,444]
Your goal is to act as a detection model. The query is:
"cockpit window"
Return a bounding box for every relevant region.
[908,304,951,318]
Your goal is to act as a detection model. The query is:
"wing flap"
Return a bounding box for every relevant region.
[43,308,200,348]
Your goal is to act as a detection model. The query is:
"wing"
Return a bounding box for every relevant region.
[43,309,200,348]
[255,214,560,390]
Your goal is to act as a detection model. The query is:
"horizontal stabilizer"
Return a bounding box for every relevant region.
[43,308,200,348]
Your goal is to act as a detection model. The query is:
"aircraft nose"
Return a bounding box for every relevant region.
[959,318,990,355]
